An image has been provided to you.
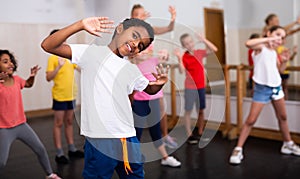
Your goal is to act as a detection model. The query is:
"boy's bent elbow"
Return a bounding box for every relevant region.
[41,40,50,53]
[245,41,251,48]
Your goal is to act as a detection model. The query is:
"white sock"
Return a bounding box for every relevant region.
[284,141,294,146]
[234,146,243,151]
[47,173,54,178]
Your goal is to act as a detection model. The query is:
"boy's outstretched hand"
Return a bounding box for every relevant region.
[149,64,169,85]
[82,17,115,37]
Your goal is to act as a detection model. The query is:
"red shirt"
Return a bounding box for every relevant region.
[248,49,254,78]
[0,75,26,128]
[182,49,207,89]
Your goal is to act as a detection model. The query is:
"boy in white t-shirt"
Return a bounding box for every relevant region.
[41,17,169,179]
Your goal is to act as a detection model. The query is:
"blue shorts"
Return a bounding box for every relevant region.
[280,74,290,80]
[252,83,284,104]
[184,88,206,111]
[52,99,75,110]
[83,137,144,179]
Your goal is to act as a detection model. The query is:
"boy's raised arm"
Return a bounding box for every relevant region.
[41,17,114,59]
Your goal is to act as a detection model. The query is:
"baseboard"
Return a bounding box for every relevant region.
[25,105,81,119]
[25,108,54,119]
[167,116,300,144]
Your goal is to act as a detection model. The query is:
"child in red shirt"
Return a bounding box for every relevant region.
[0,50,61,179]
[175,33,218,144]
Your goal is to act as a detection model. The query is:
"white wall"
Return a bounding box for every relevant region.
[0,0,94,24]
[0,0,98,111]
[129,0,223,27]
[224,0,295,29]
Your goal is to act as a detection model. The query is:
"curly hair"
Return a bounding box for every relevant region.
[0,50,18,72]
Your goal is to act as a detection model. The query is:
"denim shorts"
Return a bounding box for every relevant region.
[252,83,284,104]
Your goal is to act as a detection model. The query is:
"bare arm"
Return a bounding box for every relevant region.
[287,27,300,36]
[197,34,218,54]
[289,45,298,61]
[41,17,114,59]
[173,48,184,74]
[245,36,281,50]
[25,65,41,88]
[278,49,290,74]
[284,16,300,32]
[46,58,65,81]
[153,6,176,35]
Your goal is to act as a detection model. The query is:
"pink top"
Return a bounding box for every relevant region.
[0,75,26,128]
[134,57,163,101]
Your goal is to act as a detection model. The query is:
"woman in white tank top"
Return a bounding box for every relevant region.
[229,25,300,165]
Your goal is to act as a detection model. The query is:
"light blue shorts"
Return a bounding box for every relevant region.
[252,83,284,104]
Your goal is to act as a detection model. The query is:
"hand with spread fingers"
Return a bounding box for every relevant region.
[149,64,169,86]
[30,65,41,77]
[81,17,115,37]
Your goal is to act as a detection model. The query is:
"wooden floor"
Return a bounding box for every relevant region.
[1,115,300,179]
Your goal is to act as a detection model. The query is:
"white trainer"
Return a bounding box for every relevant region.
[281,142,300,156]
[46,173,62,179]
[161,156,181,167]
[229,147,243,164]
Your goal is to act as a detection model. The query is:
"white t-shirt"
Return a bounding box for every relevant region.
[70,44,149,138]
[252,46,281,87]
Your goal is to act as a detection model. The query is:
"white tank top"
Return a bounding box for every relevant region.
[252,46,281,87]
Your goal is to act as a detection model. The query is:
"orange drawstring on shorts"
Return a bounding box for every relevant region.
[120,138,133,175]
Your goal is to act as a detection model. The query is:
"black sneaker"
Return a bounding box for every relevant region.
[68,150,84,158]
[55,155,69,164]
[187,136,199,144]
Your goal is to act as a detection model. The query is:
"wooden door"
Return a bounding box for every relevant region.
[204,8,226,82]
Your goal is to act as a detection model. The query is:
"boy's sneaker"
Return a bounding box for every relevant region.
[55,155,69,164]
[161,156,181,167]
[163,135,178,149]
[229,147,243,164]
[281,142,300,156]
[46,173,61,179]
[187,136,198,144]
[68,150,84,158]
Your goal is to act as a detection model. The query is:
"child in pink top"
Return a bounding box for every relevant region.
[131,46,181,167]
[0,50,61,179]
[130,3,179,151]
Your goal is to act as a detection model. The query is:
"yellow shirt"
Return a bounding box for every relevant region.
[276,45,290,75]
[46,55,78,101]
